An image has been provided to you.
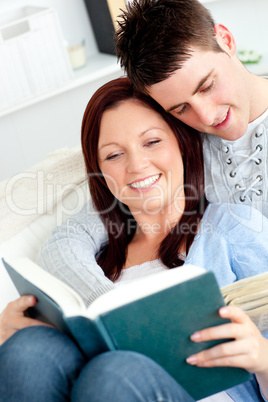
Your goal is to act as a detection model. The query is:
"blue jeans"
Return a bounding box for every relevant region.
[0,326,194,401]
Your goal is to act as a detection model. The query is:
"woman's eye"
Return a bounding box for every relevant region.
[145,139,161,147]
[105,153,122,161]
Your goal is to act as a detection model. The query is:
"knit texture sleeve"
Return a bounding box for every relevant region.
[37,201,115,306]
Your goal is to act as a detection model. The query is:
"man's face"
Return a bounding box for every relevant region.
[147,47,252,141]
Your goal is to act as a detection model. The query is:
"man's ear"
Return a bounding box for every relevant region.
[214,23,236,56]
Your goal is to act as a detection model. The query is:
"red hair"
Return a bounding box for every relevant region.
[81,77,207,281]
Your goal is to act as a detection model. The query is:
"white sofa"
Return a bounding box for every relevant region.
[0,146,88,313]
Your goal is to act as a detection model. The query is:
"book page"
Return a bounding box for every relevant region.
[221,272,268,332]
[86,264,206,320]
[224,286,268,303]
[4,257,86,316]
[221,272,268,295]
[227,295,268,311]
[255,310,268,333]
[245,306,268,333]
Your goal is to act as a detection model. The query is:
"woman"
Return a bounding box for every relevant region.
[0,78,268,401]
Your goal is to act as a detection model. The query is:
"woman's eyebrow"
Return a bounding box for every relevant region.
[98,142,118,151]
[99,127,163,150]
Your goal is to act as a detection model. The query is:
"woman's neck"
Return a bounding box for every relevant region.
[131,199,184,242]
[123,200,185,269]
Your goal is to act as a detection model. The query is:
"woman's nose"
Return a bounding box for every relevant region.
[126,152,149,173]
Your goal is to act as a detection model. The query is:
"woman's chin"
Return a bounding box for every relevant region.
[134,201,166,216]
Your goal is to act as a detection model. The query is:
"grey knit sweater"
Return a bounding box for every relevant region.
[37,200,113,306]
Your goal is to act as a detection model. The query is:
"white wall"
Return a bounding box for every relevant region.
[0,71,121,180]
[1,0,268,181]
[206,0,268,55]
[0,0,123,181]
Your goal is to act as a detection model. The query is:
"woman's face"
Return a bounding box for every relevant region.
[98,100,185,216]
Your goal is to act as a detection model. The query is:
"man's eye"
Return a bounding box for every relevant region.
[176,105,187,116]
[201,81,215,93]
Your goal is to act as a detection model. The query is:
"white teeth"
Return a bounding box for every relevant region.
[219,112,228,125]
[129,174,160,189]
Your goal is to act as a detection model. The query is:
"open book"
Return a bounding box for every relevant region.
[222,272,268,333]
[2,257,250,400]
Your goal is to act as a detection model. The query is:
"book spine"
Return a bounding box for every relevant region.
[65,315,112,359]
[83,0,116,55]
[95,315,117,351]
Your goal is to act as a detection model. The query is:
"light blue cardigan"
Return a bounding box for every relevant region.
[38,202,268,401]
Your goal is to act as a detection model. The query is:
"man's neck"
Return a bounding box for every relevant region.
[248,74,268,122]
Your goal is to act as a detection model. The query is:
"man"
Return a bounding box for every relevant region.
[116,0,268,216]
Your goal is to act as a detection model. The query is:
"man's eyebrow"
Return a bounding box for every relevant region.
[166,70,214,113]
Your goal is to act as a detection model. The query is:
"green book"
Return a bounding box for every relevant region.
[2,257,250,400]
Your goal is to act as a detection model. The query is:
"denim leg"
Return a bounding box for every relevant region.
[71,350,195,402]
[0,326,86,402]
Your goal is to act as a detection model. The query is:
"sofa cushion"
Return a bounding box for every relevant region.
[0,142,89,313]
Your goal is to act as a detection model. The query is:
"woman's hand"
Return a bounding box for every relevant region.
[0,296,52,345]
[186,306,268,398]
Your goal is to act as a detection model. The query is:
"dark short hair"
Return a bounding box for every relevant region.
[82,77,207,280]
[116,0,223,93]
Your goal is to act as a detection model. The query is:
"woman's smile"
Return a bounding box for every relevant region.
[128,174,162,191]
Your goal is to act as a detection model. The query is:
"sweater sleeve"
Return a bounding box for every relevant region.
[37,201,115,306]
[220,203,268,281]
[185,203,268,287]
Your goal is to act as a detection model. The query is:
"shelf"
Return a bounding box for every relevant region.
[0,53,122,118]
[71,53,121,87]
[1,48,267,119]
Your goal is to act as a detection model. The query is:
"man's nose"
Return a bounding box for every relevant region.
[192,100,216,127]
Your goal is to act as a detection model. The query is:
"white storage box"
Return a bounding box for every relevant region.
[0,6,73,113]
